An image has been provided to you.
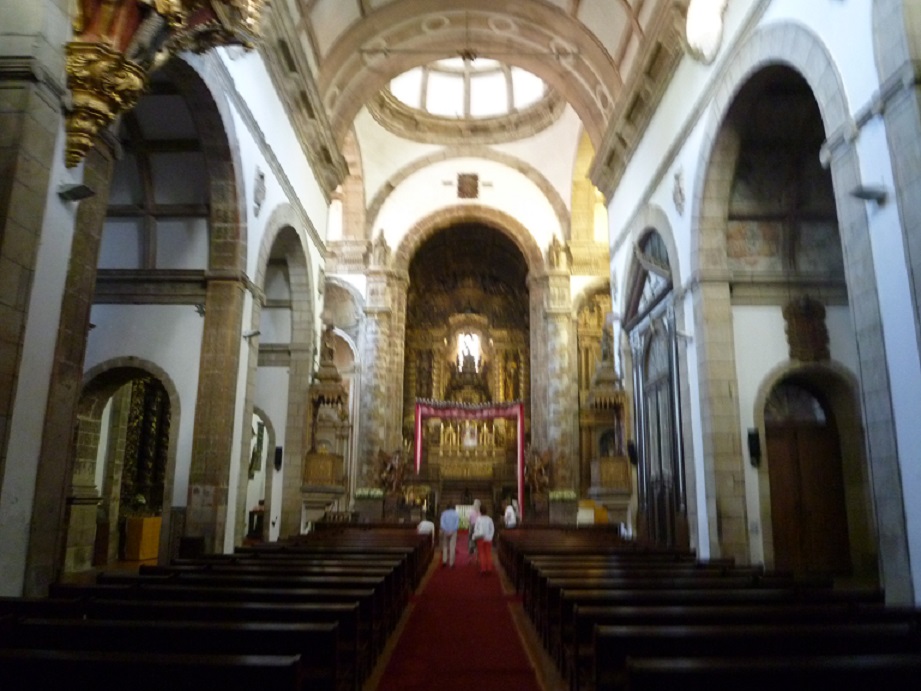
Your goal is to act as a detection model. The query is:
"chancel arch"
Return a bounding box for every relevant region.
[400,222,531,515]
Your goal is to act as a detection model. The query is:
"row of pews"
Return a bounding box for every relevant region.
[497,526,921,691]
[0,525,432,690]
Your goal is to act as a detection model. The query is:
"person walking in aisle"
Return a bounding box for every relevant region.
[472,505,496,574]
[467,498,481,565]
[503,498,518,529]
[439,503,460,567]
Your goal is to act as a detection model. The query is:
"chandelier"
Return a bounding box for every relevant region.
[65,1,267,168]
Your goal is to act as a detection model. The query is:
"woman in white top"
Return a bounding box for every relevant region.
[472,507,495,574]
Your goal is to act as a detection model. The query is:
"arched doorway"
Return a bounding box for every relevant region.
[764,379,850,575]
[68,364,177,573]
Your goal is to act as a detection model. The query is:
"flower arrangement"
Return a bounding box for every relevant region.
[354,487,384,499]
[549,489,577,501]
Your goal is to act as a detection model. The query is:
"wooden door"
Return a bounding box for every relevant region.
[766,423,850,575]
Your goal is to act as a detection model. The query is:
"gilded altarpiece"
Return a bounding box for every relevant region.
[577,291,633,523]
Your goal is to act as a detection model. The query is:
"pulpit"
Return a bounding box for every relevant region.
[123,515,161,561]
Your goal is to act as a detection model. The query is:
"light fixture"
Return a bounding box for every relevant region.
[57,183,95,202]
[850,184,888,204]
[747,428,761,467]
[685,0,729,64]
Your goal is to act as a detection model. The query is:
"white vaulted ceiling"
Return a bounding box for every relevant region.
[263,0,687,211]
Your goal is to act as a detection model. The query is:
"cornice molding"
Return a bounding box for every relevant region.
[367,88,566,145]
[0,55,67,110]
[589,4,687,200]
[260,8,348,199]
[200,52,327,258]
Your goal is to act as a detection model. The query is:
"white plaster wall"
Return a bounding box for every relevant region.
[605,0,921,574]
[855,118,921,599]
[254,366,292,542]
[220,50,330,248]
[732,305,789,564]
[85,304,206,507]
[494,105,584,209]
[354,107,442,203]
[372,158,562,252]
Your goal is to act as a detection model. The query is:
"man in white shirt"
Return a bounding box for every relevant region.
[439,504,460,567]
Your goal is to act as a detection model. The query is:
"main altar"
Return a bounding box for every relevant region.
[413,400,525,517]
[403,311,528,516]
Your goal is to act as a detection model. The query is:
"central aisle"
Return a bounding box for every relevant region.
[373,534,543,691]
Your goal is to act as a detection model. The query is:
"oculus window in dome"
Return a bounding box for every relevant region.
[372,58,563,144]
[390,58,546,119]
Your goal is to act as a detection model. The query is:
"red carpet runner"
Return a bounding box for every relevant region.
[375,534,542,691]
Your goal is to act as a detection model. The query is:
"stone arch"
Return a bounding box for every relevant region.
[690,21,908,597]
[337,128,367,242]
[572,277,612,314]
[166,54,247,273]
[318,2,618,148]
[620,204,682,321]
[752,361,876,582]
[250,203,317,539]
[78,357,182,565]
[393,205,546,278]
[366,147,570,240]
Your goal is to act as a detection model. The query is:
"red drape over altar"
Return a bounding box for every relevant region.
[414,400,526,521]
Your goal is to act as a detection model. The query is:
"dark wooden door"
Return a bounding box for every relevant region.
[766,423,850,575]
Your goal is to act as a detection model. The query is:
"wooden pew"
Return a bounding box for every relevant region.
[95,570,396,646]
[622,653,921,691]
[84,599,365,689]
[137,563,405,635]
[539,573,820,661]
[0,648,304,691]
[553,585,884,683]
[1,617,340,691]
[594,621,921,691]
[568,602,921,691]
[50,581,385,664]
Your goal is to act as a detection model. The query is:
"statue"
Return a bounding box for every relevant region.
[548,236,572,270]
[525,446,551,496]
[370,233,391,267]
[377,448,406,494]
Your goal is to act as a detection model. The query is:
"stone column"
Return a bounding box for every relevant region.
[0,1,72,596]
[277,342,313,538]
[186,274,246,552]
[358,269,402,480]
[693,278,748,563]
[531,269,578,486]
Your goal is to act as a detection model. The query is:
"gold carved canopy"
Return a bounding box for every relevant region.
[65,1,266,167]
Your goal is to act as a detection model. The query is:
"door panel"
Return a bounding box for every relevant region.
[766,424,850,574]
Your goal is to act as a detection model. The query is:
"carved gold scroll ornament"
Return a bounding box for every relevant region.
[65,1,266,168]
